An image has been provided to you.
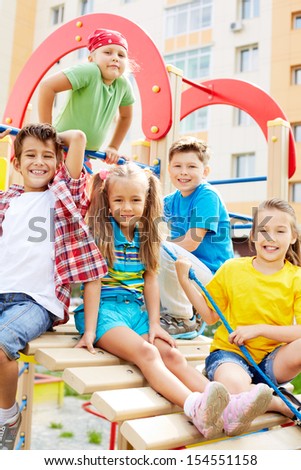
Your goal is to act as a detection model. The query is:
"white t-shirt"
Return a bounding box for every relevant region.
[0,190,64,318]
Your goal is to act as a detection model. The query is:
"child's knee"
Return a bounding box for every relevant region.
[161,346,186,368]
[138,342,161,365]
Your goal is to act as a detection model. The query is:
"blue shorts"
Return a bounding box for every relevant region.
[205,348,283,387]
[0,293,54,360]
[74,293,149,343]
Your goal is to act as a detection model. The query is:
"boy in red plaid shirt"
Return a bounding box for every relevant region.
[0,124,107,450]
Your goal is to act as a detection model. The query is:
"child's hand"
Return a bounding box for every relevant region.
[0,128,11,139]
[104,146,121,164]
[229,325,261,346]
[148,323,176,348]
[75,331,96,354]
[175,257,191,282]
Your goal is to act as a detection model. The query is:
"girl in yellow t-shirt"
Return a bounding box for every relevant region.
[176,198,301,431]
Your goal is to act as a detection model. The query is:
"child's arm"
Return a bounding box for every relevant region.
[75,279,102,354]
[58,130,86,179]
[229,324,301,346]
[38,72,72,124]
[143,270,176,347]
[104,104,133,164]
[172,227,207,252]
[0,128,11,139]
[175,257,219,325]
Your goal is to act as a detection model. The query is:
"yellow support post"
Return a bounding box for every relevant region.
[0,134,12,191]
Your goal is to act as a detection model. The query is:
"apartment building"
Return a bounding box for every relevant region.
[1,0,301,224]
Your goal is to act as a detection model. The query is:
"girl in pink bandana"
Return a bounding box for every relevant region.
[38,28,134,164]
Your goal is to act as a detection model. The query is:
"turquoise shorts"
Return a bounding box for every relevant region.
[74,293,149,343]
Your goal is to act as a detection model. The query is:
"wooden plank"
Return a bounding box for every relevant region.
[22,334,80,355]
[35,348,123,371]
[120,412,291,450]
[91,387,181,421]
[45,325,78,335]
[177,343,210,361]
[63,364,145,394]
[196,425,301,450]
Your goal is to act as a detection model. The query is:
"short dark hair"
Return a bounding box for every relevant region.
[169,136,211,165]
[14,123,64,165]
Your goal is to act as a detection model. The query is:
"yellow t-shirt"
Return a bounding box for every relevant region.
[205,257,301,364]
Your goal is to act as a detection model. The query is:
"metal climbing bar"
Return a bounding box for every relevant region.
[0,124,161,175]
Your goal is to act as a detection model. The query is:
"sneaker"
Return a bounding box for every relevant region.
[0,411,22,450]
[223,383,273,437]
[160,313,199,339]
[190,381,230,439]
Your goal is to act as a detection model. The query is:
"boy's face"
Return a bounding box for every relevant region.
[89,44,127,85]
[168,151,209,197]
[13,136,58,192]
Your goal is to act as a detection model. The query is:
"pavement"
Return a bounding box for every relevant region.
[30,396,111,450]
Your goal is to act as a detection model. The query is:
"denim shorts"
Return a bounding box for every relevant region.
[205,348,283,387]
[74,294,149,343]
[0,293,54,360]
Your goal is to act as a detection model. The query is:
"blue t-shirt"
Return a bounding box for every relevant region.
[164,182,234,273]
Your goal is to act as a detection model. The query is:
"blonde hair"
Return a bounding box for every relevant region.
[250,198,301,266]
[88,163,163,272]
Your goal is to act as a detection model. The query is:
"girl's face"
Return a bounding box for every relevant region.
[90,44,127,85]
[168,151,209,197]
[108,176,147,237]
[253,208,296,266]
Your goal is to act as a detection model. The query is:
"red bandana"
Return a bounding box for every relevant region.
[88,29,128,52]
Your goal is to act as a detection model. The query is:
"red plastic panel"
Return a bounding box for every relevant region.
[181,78,296,178]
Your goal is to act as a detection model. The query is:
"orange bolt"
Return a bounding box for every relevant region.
[151,126,159,134]
[5,117,12,124]
[76,21,83,28]
[152,85,160,93]
[75,35,82,42]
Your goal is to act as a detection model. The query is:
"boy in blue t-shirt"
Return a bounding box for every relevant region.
[160,136,233,338]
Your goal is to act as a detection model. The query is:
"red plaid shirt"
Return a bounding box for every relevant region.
[0,165,107,325]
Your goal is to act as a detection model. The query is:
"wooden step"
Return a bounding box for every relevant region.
[22,334,80,355]
[120,412,291,450]
[63,364,146,394]
[195,424,301,450]
[35,347,123,371]
[91,386,181,421]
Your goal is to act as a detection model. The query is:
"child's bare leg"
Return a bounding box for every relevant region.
[98,327,230,438]
[97,327,191,407]
[154,337,209,391]
[0,350,18,410]
[266,340,301,418]
[214,362,253,393]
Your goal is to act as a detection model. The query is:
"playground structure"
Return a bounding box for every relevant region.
[1,13,300,450]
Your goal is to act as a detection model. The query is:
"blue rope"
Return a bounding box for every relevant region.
[162,242,301,424]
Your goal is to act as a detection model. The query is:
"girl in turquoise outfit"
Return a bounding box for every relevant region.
[74,162,272,439]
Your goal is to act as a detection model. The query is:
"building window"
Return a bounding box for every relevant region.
[292,12,301,29]
[51,4,64,25]
[291,182,301,202]
[242,0,260,19]
[180,108,208,133]
[292,66,301,84]
[238,45,258,72]
[233,153,255,178]
[165,0,212,39]
[80,0,93,15]
[236,109,254,126]
[292,123,301,142]
[165,47,211,79]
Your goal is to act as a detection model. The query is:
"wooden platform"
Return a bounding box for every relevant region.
[18,328,301,450]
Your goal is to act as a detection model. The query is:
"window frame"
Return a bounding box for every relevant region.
[233,153,256,178]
